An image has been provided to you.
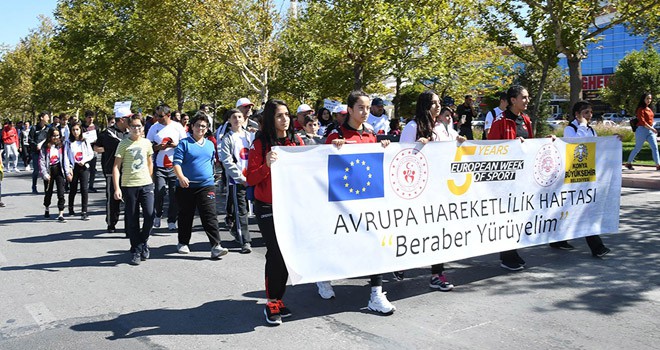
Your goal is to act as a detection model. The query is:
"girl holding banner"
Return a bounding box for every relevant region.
[247,99,303,326]
[325,90,396,315]
[399,91,466,290]
[487,85,533,271]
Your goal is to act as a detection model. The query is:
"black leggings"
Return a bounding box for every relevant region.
[43,165,65,211]
[69,164,90,212]
[254,200,287,300]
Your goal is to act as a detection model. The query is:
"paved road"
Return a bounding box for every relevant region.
[0,171,658,349]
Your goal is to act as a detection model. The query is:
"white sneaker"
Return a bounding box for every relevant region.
[167,222,177,231]
[25,164,31,172]
[316,281,335,299]
[14,168,21,172]
[153,217,161,228]
[177,244,190,254]
[211,244,229,259]
[368,292,396,314]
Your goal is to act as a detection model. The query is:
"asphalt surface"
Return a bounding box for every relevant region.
[0,167,658,350]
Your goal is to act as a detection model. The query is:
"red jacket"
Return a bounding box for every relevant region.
[2,126,19,146]
[246,135,302,204]
[325,123,377,144]
[487,111,534,140]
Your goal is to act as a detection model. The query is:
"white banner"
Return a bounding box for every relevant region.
[271,137,622,284]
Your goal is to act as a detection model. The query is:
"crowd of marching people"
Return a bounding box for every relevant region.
[2,85,643,326]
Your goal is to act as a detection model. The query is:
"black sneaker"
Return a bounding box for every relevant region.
[264,302,282,326]
[129,251,141,265]
[68,208,76,216]
[107,225,116,233]
[44,210,50,219]
[57,216,67,223]
[592,247,611,258]
[277,300,292,318]
[392,271,405,281]
[140,244,150,261]
[81,213,89,221]
[89,188,98,193]
[549,241,575,250]
[500,260,524,271]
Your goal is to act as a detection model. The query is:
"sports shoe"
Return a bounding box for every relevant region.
[32,186,38,194]
[241,242,252,254]
[81,213,89,221]
[153,217,161,228]
[25,164,31,172]
[211,244,228,259]
[167,222,177,231]
[68,208,76,216]
[429,274,454,291]
[392,271,405,281]
[368,291,396,315]
[107,225,116,233]
[592,246,611,258]
[129,250,141,265]
[177,244,190,254]
[264,301,282,325]
[0,202,4,207]
[500,260,524,271]
[276,300,292,318]
[316,281,335,299]
[14,168,21,173]
[140,244,150,261]
[624,163,634,170]
[44,210,50,219]
[57,215,67,223]
[549,241,575,250]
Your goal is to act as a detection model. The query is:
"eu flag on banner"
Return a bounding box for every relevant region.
[328,153,384,202]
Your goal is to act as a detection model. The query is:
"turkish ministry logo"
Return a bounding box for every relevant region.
[327,153,384,202]
[534,144,562,187]
[390,148,428,199]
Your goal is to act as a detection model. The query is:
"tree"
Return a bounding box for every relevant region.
[190,0,281,105]
[481,0,560,124]
[601,48,660,113]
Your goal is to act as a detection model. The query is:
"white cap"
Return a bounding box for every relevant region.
[296,104,313,114]
[114,107,132,118]
[236,98,254,108]
[333,104,348,114]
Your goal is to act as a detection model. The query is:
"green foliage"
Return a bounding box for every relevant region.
[601,48,660,113]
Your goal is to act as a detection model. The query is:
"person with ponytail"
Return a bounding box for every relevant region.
[246,99,303,326]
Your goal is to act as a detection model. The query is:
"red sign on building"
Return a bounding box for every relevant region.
[582,75,612,91]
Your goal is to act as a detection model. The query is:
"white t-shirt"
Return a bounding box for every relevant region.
[484,107,503,131]
[146,121,187,168]
[366,113,390,135]
[400,120,458,142]
[563,119,597,137]
[228,131,253,184]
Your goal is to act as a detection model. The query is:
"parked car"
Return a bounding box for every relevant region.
[546,120,567,130]
[590,120,618,128]
[601,112,618,121]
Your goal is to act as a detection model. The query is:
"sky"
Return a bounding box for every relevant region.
[0,0,58,48]
[0,0,291,49]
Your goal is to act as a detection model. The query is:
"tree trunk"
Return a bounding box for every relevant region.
[260,69,269,107]
[567,55,583,109]
[175,67,184,112]
[394,75,402,120]
[353,62,364,90]
[530,60,551,128]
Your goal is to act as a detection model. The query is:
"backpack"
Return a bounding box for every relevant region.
[567,123,595,136]
[630,117,638,132]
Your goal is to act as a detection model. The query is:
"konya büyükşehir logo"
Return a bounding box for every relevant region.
[564,143,596,183]
[328,153,384,201]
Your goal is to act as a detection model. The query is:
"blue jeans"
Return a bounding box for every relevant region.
[154,167,177,223]
[628,127,659,164]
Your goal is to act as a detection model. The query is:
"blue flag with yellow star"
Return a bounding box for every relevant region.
[328,153,384,202]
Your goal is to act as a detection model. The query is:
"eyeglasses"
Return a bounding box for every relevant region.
[130,125,144,129]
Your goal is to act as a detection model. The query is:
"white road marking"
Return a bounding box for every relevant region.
[24,302,57,328]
